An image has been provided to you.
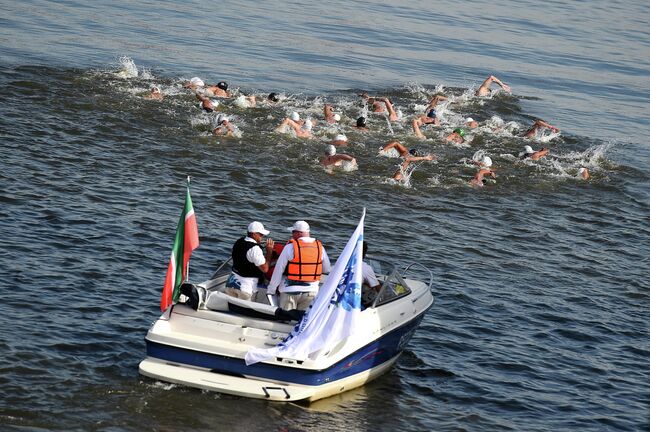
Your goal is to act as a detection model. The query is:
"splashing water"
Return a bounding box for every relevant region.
[116,56,138,78]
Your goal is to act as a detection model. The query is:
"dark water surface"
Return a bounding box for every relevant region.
[1,1,649,431]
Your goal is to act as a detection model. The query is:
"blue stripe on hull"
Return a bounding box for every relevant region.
[145,312,425,386]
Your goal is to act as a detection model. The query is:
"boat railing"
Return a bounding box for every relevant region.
[401,262,434,292]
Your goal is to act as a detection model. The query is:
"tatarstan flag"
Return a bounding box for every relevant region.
[160,181,199,311]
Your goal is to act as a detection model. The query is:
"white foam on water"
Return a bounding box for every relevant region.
[115,56,138,78]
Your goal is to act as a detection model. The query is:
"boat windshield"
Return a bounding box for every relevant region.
[363,257,412,308]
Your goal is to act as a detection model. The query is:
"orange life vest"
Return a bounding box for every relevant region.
[286,238,323,282]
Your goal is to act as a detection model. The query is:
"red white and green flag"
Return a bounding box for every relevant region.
[160,179,200,311]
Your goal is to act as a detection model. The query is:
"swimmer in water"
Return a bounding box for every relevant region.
[234,94,257,108]
[578,167,590,180]
[474,155,493,169]
[324,104,341,123]
[203,81,231,98]
[213,115,236,137]
[143,86,163,101]
[412,109,439,139]
[392,150,436,181]
[381,141,437,160]
[360,93,386,113]
[292,118,314,139]
[321,145,356,167]
[523,119,560,138]
[355,116,369,131]
[519,145,549,161]
[469,168,497,187]
[376,97,398,121]
[267,92,281,103]
[465,117,479,129]
[446,128,466,144]
[275,111,303,132]
[183,77,205,90]
[425,94,447,112]
[331,134,348,146]
[475,75,511,96]
[196,93,218,113]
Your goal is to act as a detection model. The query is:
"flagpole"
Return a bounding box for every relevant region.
[185,176,191,282]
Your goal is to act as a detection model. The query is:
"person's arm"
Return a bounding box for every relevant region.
[321,247,331,273]
[382,98,398,120]
[426,95,447,111]
[535,119,560,132]
[489,75,510,92]
[531,148,549,160]
[412,118,426,139]
[406,155,436,163]
[336,154,355,162]
[267,244,291,295]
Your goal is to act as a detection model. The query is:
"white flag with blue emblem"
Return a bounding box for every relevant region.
[245,210,365,365]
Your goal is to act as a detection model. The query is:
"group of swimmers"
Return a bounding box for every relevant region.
[142,73,591,186]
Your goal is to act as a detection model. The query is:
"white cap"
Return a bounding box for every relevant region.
[578,167,587,175]
[482,156,492,167]
[247,221,270,235]
[524,145,534,154]
[303,118,313,131]
[290,112,300,121]
[333,113,341,121]
[216,114,227,124]
[466,117,474,123]
[334,134,347,142]
[152,86,160,92]
[190,77,204,87]
[288,220,310,232]
[326,144,336,155]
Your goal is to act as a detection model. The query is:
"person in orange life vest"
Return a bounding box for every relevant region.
[225,221,275,302]
[267,220,331,311]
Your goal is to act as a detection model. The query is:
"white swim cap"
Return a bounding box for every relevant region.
[303,119,313,131]
[482,156,492,167]
[524,145,534,154]
[326,145,336,156]
[334,134,347,142]
[578,167,586,175]
[290,112,300,121]
[190,77,204,87]
[152,86,160,92]
[333,113,341,122]
[466,117,474,123]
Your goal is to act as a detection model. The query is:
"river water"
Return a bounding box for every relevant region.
[1,1,648,431]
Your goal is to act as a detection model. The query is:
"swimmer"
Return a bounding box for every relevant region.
[475,75,511,96]
[321,145,356,167]
[332,134,348,146]
[412,109,439,139]
[291,118,313,139]
[360,93,386,113]
[183,77,205,90]
[324,104,341,123]
[143,86,163,101]
[379,97,399,121]
[355,116,369,131]
[519,145,549,161]
[523,119,560,138]
[474,155,493,169]
[196,93,218,113]
[203,81,231,98]
[234,94,257,108]
[267,92,280,103]
[465,117,479,129]
[578,167,590,180]
[213,115,236,137]
[425,94,448,112]
[446,128,466,144]
[392,152,435,181]
[381,141,437,160]
[275,111,303,132]
[469,168,496,187]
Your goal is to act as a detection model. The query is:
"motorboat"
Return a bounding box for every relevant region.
[139,257,434,402]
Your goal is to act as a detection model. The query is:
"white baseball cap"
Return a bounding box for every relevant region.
[247,221,270,235]
[287,220,310,232]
